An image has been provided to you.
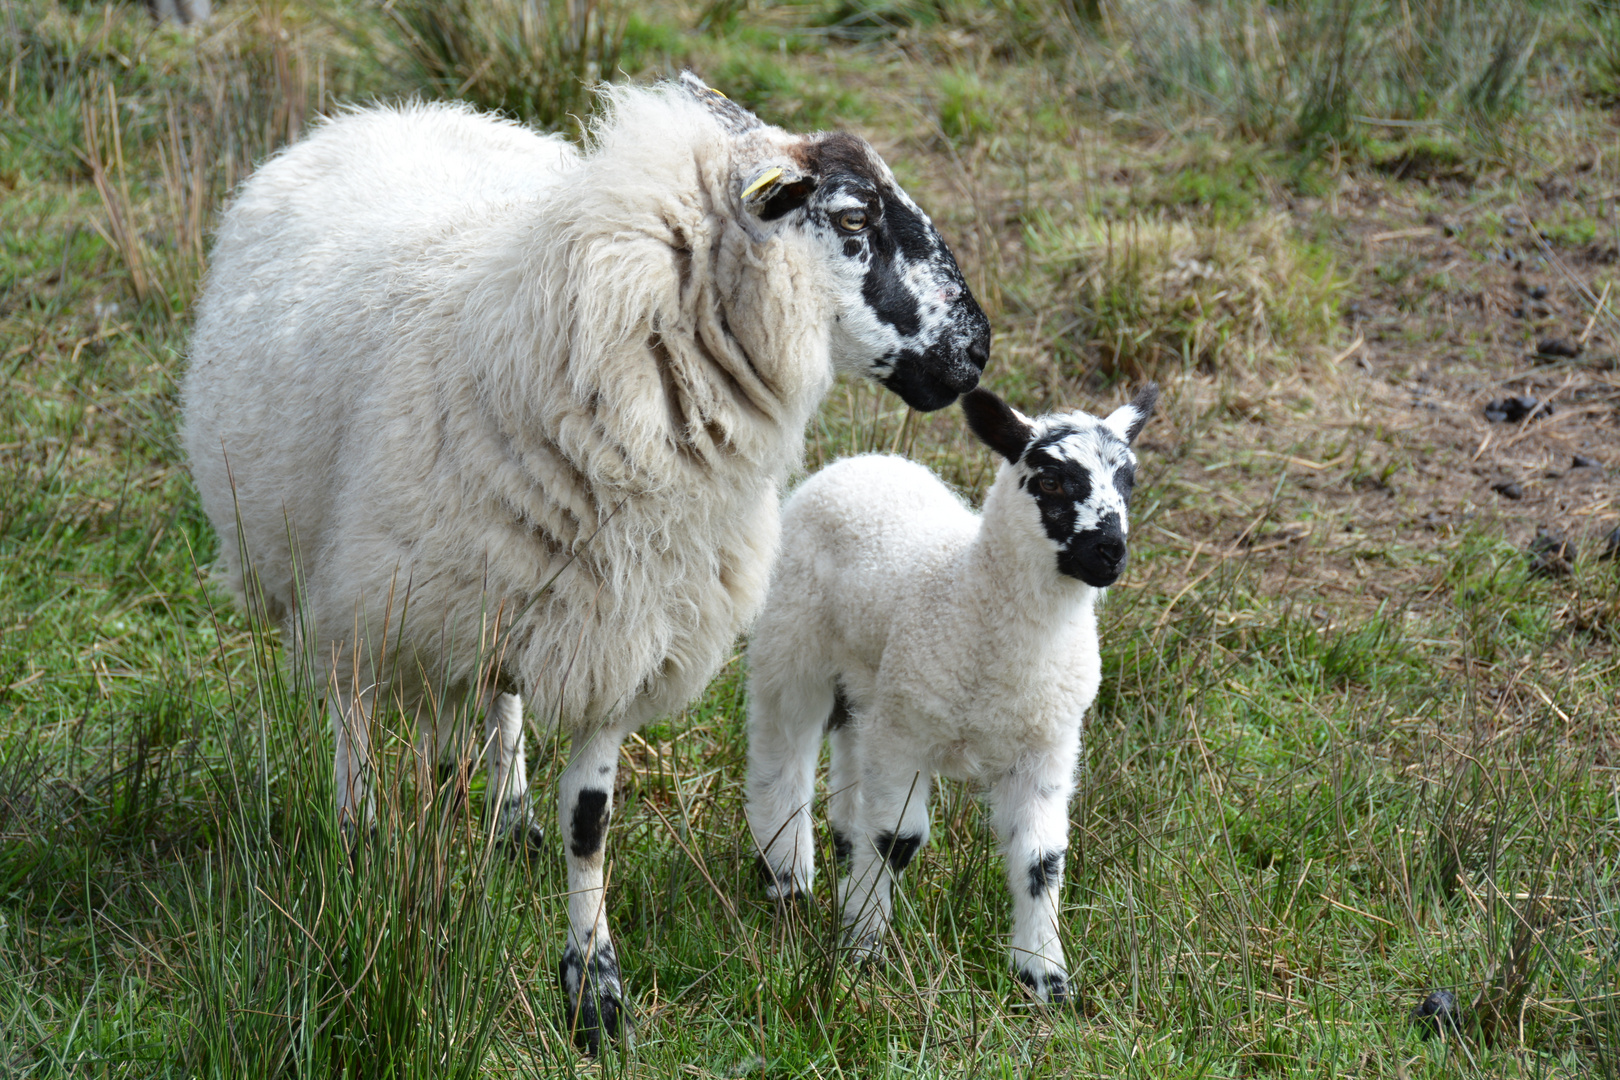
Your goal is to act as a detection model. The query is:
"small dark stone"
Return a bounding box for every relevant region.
[1536,337,1580,358]
[1483,395,1552,424]
[1528,285,1549,300]
[1572,454,1602,469]
[1492,481,1524,500]
[1528,526,1577,578]
[1410,989,1462,1039]
[1599,528,1620,562]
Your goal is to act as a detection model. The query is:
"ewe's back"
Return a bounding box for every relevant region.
[184,105,579,620]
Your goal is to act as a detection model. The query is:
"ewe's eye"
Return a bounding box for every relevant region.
[1038,477,1062,496]
[837,209,868,233]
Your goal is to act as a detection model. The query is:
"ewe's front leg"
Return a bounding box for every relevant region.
[838,743,931,961]
[557,720,632,1054]
[484,691,544,852]
[988,754,1078,1006]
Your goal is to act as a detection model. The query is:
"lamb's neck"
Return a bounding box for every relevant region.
[959,518,1097,650]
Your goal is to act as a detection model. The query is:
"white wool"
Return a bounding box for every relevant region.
[185,90,832,730]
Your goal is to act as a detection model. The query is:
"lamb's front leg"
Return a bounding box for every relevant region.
[838,737,931,961]
[557,719,631,1054]
[988,752,1078,1006]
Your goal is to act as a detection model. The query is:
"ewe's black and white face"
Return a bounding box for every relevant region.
[680,74,990,412]
[962,385,1159,588]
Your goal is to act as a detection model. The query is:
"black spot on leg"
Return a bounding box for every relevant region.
[597,764,612,775]
[1028,850,1065,897]
[833,829,853,873]
[875,831,922,873]
[569,788,610,858]
[827,684,853,731]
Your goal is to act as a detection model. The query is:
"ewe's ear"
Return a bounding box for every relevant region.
[741,164,818,221]
[961,388,1035,463]
[677,71,763,135]
[1104,382,1158,446]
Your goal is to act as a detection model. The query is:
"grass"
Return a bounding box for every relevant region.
[3,0,1619,1075]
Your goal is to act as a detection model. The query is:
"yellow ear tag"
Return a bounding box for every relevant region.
[742,167,783,200]
[709,87,729,99]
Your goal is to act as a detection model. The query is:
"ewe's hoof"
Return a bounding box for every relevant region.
[495,798,546,859]
[558,942,628,1055]
[1016,967,1072,1008]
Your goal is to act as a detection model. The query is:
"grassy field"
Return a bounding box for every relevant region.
[2,0,1618,1075]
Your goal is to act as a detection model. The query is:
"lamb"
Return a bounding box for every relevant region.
[181,73,991,1052]
[745,383,1157,1004]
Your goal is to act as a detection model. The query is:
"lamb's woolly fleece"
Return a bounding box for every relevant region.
[184,88,840,729]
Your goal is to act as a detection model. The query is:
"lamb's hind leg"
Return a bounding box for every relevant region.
[557,719,632,1054]
[484,691,544,852]
[838,729,930,961]
[745,678,836,902]
[988,752,1078,1006]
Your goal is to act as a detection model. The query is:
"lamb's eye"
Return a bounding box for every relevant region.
[837,210,868,233]
[1038,477,1062,496]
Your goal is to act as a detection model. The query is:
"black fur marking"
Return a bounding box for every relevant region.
[1056,510,1128,587]
[875,831,922,873]
[569,788,611,858]
[759,178,817,221]
[557,940,625,1055]
[1028,850,1065,897]
[1016,967,1071,1007]
[1113,463,1136,506]
[961,388,1034,462]
[597,764,612,775]
[1122,383,1159,443]
[833,829,853,873]
[843,238,863,257]
[827,685,853,731]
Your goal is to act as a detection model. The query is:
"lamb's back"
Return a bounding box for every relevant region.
[769,454,975,671]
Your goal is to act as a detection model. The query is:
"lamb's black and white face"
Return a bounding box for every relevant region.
[962,385,1160,588]
[681,74,990,412]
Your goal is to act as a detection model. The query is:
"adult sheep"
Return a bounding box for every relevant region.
[182,73,990,1052]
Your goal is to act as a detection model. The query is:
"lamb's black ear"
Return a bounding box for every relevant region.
[961,388,1035,462]
[677,71,763,134]
[1104,382,1159,446]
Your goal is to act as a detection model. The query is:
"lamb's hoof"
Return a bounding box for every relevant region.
[842,927,885,967]
[757,856,810,905]
[558,942,629,1055]
[1016,967,1072,1008]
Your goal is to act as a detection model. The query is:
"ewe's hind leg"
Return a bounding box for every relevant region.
[557,720,632,1054]
[330,686,375,843]
[484,692,544,852]
[746,679,835,901]
[988,753,1078,1006]
[838,730,930,960]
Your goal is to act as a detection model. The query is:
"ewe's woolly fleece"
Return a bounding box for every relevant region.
[750,453,1102,781]
[184,86,840,730]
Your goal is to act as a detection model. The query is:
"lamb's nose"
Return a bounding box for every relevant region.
[1093,538,1126,566]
